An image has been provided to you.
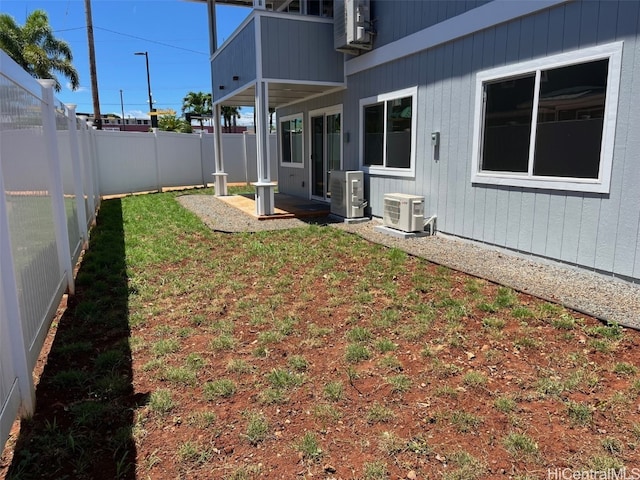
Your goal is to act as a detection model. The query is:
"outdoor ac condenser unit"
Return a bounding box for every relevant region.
[383,193,425,233]
[330,170,366,219]
[334,0,372,54]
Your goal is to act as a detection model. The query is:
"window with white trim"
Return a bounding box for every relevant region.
[471,42,622,193]
[360,87,417,177]
[280,114,304,167]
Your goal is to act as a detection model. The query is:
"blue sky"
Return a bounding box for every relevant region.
[2,0,252,123]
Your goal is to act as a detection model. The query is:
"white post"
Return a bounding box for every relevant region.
[78,117,97,223]
[252,81,276,215]
[0,159,35,416]
[39,79,75,295]
[66,105,89,247]
[212,103,228,195]
[153,128,161,192]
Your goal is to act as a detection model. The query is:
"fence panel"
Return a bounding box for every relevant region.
[55,106,83,264]
[0,55,71,451]
[222,133,248,183]
[96,130,157,195]
[157,131,205,188]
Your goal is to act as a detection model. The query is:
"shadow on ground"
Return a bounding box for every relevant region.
[5,199,147,480]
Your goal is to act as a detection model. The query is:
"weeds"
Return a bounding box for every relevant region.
[295,432,323,461]
[244,411,269,445]
[204,379,237,399]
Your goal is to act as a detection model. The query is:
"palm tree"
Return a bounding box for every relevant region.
[0,10,79,92]
[181,91,212,131]
[220,106,240,132]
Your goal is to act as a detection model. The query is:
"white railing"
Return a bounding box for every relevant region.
[0,50,278,453]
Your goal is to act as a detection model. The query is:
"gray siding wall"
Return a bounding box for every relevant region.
[371,0,491,49]
[277,0,640,282]
[212,18,256,103]
[277,91,345,198]
[261,16,344,82]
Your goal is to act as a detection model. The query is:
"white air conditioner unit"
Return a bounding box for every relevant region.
[383,193,425,233]
[334,0,372,55]
[330,170,366,219]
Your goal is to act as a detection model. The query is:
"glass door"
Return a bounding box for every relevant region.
[310,108,342,201]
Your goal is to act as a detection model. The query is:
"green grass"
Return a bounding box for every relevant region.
[345,343,371,363]
[323,381,344,402]
[204,379,237,399]
[149,389,174,414]
[295,432,323,461]
[266,368,304,389]
[12,190,640,479]
[244,411,269,445]
[503,432,538,458]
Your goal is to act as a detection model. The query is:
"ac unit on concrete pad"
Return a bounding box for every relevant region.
[383,193,425,233]
[330,170,366,219]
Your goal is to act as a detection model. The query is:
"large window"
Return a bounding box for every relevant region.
[360,87,417,177]
[280,114,304,167]
[471,42,622,193]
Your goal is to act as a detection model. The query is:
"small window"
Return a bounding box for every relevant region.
[360,87,417,177]
[280,114,304,167]
[472,42,623,193]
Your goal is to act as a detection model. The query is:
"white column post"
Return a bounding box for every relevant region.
[0,158,35,416]
[212,103,228,195]
[252,81,276,216]
[39,79,75,295]
[65,104,89,247]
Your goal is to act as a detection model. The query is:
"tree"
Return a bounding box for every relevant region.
[0,10,79,92]
[182,91,212,131]
[220,106,240,132]
[158,113,192,133]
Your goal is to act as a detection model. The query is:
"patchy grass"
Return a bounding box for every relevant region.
[4,189,640,480]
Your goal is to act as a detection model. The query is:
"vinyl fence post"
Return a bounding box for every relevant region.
[153,128,161,192]
[38,79,75,295]
[66,104,89,246]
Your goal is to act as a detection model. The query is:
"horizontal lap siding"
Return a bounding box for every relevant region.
[343,0,640,281]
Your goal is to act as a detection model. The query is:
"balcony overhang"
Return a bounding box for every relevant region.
[216,81,344,108]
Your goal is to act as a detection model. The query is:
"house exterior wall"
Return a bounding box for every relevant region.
[261,16,344,82]
[278,91,345,198]
[371,0,491,49]
[212,17,256,104]
[275,0,640,282]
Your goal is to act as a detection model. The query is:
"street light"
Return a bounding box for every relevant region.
[134,51,157,128]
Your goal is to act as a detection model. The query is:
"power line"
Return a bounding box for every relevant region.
[95,27,208,55]
[53,26,209,55]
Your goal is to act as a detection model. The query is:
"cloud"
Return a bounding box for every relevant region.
[124,109,150,119]
[236,109,254,127]
[67,83,88,92]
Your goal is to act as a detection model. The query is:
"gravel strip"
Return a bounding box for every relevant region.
[178,194,640,329]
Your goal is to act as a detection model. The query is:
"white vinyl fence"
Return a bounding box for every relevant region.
[1,51,99,451]
[96,130,277,196]
[1,49,278,454]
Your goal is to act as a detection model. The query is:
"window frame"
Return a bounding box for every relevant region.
[279,113,305,169]
[359,86,418,178]
[470,42,623,194]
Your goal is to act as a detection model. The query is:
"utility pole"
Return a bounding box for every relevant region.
[84,0,102,129]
